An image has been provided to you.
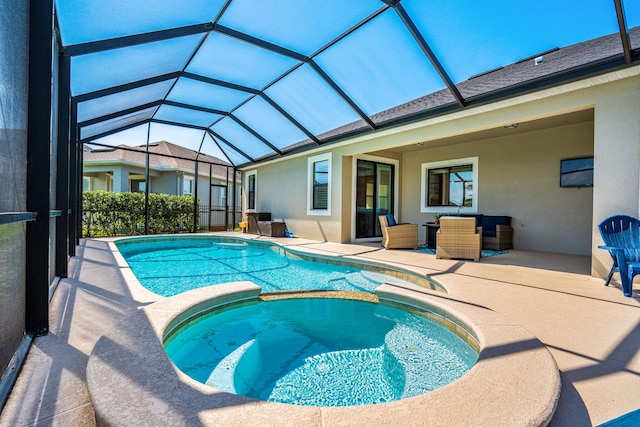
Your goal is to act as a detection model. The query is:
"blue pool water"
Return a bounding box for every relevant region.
[164,298,478,406]
[116,236,428,297]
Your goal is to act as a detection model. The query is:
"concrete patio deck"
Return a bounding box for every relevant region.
[1,233,638,426]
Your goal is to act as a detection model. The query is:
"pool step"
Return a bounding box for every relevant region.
[205,339,255,394]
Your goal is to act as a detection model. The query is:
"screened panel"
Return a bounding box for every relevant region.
[0,0,28,377]
[57,0,638,166]
[80,107,157,140]
[77,79,175,123]
[154,104,221,127]
[279,139,317,153]
[233,96,307,149]
[200,133,232,164]
[187,33,299,89]
[217,0,382,55]
[149,123,208,152]
[0,223,26,376]
[55,0,226,46]
[265,64,362,135]
[92,124,149,147]
[627,2,640,50]
[315,10,447,116]
[70,34,202,95]
[211,117,275,160]
[403,0,621,84]
[211,135,253,166]
[166,77,251,111]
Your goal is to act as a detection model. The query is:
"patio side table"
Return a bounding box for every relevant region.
[424,223,440,249]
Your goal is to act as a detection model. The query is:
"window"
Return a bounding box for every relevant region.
[307,153,331,215]
[421,157,478,213]
[106,174,113,192]
[183,177,193,195]
[83,177,91,192]
[130,179,146,193]
[245,170,257,211]
[313,160,329,209]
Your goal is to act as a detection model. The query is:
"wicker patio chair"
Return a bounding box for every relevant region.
[436,217,482,261]
[482,225,513,250]
[379,215,418,250]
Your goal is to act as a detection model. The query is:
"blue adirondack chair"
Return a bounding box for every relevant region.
[598,214,640,297]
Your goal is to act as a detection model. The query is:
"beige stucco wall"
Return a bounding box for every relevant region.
[244,152,343,242]
[243,68,640,271]
[400,121,593,254]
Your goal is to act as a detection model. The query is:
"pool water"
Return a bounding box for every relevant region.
[164,298,478,406]
[116,237,424,297]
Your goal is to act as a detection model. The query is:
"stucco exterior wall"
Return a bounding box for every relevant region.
[591,77,640,278]
[153,171,179,196]
[244,153,343,242]
[400,121,593,254]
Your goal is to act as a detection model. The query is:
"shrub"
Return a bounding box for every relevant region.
[82,191,199,237]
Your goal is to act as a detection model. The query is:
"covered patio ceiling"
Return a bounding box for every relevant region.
[55,0,640,167]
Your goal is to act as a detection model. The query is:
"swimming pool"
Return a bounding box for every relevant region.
[115,236,441,296]
[164,295,478,406]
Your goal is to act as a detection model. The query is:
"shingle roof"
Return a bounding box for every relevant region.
[84,140,234,179]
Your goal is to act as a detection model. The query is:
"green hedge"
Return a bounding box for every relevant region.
[83,191,200,237]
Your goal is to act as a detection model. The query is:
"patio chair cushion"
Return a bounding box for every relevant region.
[386,214,396,226]
[482,215,511,237]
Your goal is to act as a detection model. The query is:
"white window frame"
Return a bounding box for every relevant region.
[244,170,257,212]
[307,153,332,216]
[183,177,194,195]
[420,156,478,214]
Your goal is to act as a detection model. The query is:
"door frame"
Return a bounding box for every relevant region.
[209,183,228,231]
[350,154,399,243]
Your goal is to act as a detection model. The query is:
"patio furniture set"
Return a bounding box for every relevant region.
[378,213,637,297]
[379,214,513,262]
[246,212,286,237]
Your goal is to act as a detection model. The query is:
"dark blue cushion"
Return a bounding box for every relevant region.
[386,214,396,227]
[482,216,511,233]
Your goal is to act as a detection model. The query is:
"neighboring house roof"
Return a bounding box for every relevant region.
[83,140,235,180]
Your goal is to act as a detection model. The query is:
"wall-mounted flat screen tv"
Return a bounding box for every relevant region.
[560,157,593,187]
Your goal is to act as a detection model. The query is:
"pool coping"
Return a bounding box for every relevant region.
[86,281,561,426]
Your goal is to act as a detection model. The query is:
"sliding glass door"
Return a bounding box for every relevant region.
[355,160,394,238]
